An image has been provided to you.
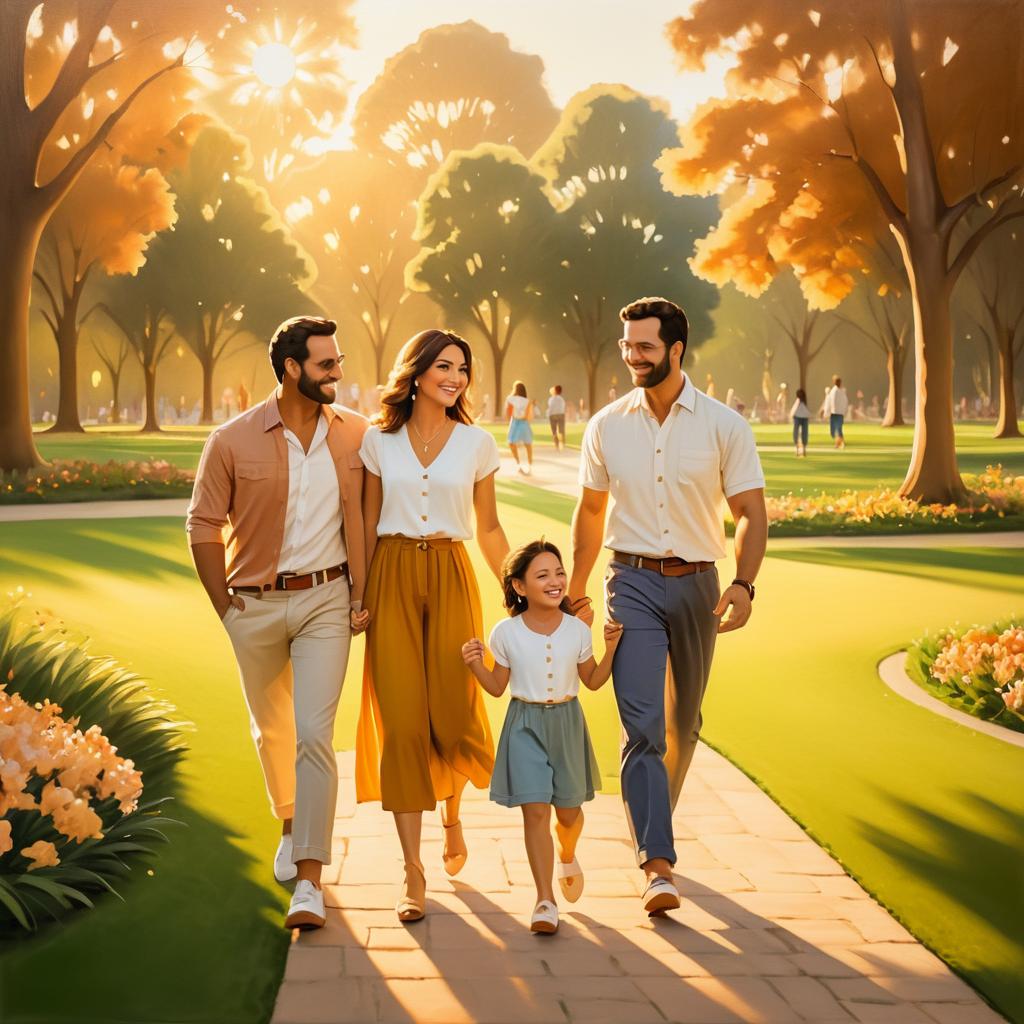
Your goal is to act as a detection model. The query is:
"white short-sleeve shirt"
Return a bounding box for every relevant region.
[578,377,765,562]
[360,422,500,539]
[506,394,530,419]
[488,613,593,702]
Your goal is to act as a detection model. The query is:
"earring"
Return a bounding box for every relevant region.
[411,381,417,401]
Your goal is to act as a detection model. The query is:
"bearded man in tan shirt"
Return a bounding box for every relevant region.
[187,316,369,930]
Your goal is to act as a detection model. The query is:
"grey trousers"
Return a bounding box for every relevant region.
[605,560,720,866]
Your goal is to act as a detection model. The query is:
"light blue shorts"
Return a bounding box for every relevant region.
[490,697,601,808]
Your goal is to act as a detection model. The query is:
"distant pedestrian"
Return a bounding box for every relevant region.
[790,388,810,457]
[823,375,849,448]
[547,385,567,451]
[506,381,534,475]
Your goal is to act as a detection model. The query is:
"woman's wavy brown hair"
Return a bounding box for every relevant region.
[501,539,573,618]
[374,329,476,434]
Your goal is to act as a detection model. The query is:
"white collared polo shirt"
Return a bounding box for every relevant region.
[578,377,764,562]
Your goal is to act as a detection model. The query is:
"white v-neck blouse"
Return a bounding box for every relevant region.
[359,422,501,539]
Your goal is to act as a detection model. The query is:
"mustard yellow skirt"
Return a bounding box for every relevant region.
[355,536,495,812]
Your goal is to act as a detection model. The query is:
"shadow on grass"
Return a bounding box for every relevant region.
[0,520,194,589]
[854,791,1024,1023]
[494,479,575,525]
[0,798,289,1024]
[768,545,1024,593]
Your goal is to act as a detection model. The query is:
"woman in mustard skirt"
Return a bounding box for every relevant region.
[356,329,510,922]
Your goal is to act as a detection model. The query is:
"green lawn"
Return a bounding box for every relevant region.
[33,422,1024,498]
[2,503,1022,1021]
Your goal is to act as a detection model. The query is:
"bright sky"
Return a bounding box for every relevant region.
[338,0,731,129]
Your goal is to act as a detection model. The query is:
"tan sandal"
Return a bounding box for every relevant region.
[396,863,426,923]
[442,820,468,877]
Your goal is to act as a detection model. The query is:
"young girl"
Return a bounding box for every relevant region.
[790,387,811,457]
[462,539,622,934]
[505,381,534,475]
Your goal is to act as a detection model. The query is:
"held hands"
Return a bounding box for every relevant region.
[462,638,485,665]
[714,584,752,633]
[350,607,371,635]
[604,619,624,649]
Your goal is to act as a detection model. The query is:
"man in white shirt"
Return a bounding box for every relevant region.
[823,375,849,448]
[568,297,767,916]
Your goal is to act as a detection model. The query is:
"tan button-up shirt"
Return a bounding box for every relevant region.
[186,393,369,594]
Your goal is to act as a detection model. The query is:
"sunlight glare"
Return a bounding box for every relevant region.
[252,43,296,88]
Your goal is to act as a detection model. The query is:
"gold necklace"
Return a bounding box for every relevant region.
[408,418,449,453]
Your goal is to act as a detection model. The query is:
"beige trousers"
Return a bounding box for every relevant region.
[222,575,350,864]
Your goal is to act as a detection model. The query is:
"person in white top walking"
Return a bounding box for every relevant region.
[505,380,535,474]
[790,387,811,457]
[547,385,567,450]
[463,539,621,935]
[823,375,849,448]
[568,297,768,916]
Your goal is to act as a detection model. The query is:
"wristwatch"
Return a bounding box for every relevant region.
[731,578,755,601]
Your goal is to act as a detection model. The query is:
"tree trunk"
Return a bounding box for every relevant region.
[586,358,599,422]
[141,368,160,432]
[201,354,214,425]
[491,343,505,415]
[881,347,906,427]
[109,369,122,425]
[0,207,47,470]
[994,333,1021,438]
[49,287,86,432]
[791,341,809,394]
[898,240,965,502]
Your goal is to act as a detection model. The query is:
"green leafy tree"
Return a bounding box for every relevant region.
[406,144,558,402]
[161,126,315,422]
[534,85,719,413]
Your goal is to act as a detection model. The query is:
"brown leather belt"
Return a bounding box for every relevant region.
[231,563,348,595]
[612,552,713,577]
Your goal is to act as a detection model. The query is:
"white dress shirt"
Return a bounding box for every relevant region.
[489,613,593,703]
[359,422,500,539]
[578,377,765,562]
[277,414,347,574]
[547,394,566,416]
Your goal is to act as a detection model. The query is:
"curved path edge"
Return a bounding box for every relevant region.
[878,652,1024,749]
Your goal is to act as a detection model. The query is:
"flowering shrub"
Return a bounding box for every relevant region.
[906,618,1024,733]
[0,459,194,504]
[761,466,1024,534]
[0,597,188,931]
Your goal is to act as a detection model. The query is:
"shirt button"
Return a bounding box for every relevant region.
[421,515,428,521]
[421,491,428,496]
[659,503,664,509]
[663,529,669,534]
[546,656,552,662]
[547,673,553,678]
[422,474,428,480]
[547,687,554,692]
[657,475,663,482]
[656,448,662,454]
[546,643,552,650]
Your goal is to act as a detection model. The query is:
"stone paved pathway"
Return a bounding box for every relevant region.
[271,748,1003,1024]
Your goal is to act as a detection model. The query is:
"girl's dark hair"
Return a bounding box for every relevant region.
[374,329,475,433]
[512,380,527,398]
[501,539,572,617]
[796,388,807,402]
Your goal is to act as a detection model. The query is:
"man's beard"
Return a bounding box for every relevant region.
[632,347,673,389]
[298,369,335,405]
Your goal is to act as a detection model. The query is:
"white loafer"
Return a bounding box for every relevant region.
[274,834,297,882]
[642,875,681,915]
[530,899,559,934]
[556,857,584,903]
[285,879,326,930]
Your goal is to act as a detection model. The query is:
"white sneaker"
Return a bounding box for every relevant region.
[274,834,297,882]
[530,899,559,934]
[642,875,681,916]
[285,879,326,930]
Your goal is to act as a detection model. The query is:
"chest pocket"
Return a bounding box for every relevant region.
[236,462,275,481]
[677,450,719,490]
